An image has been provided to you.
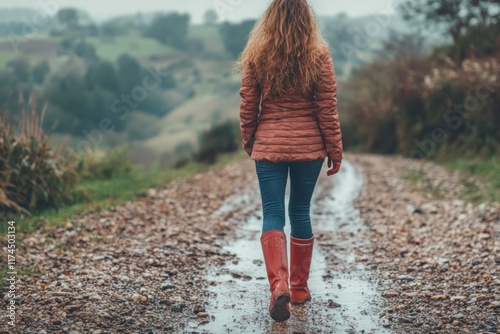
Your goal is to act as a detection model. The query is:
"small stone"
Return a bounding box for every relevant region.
[193,304,205,314]
[430,295,447,300]
[382,318,390,328]
[64,304,81,312]
[69,331,80,334]
[89,294,101,301]
[397,275,414,281]
[452,313,464,319]
[398,317,413,324]
[159,299,171,305]
[490,301,500,309]
[131,293,147,303]
[383,292,399,298]
[476,295,487,302]
[133,279,144,285]
[327,299,341,308]
[161,282,175,290]
[38,331,47,334]
[171,304,185,312]
[450,296,467,301]
[452,320,460,326]
[197,312,209,318]
[478,233,490,240]
[231,272,252,280]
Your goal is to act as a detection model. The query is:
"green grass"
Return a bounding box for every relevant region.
[0,265,39,291]
[86,35,177,61]
[402,157,500,203]
[401,169,427,187]
[189,25,226,54]
[0,150,247,236]
[0,51,21,68]
[401,168,444,199]
[442,157,500,203]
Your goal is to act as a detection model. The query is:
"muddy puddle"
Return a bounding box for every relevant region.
[188,160,390,333]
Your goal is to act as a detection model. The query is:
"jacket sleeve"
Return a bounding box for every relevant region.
[315,51,343,162]
[239,65,261,156]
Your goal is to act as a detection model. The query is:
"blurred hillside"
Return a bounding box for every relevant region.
[0,7,412,167]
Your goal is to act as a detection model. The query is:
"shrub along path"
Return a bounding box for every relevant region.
[0,154,498,333]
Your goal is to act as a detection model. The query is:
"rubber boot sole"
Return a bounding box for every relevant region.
[270,291,291,321]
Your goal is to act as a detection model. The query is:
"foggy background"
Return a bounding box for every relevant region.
[3,0,396,23]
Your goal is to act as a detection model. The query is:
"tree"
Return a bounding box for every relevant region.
[400,0,500,45]
[73,39,98,62]
[219,19,256,58]
[32,61,50,84]
[56,8,79,28]
[6,58,31,83]
[145,13,190,49]
[204,9,219,25]
[117,54,142,92]
[85,61,121,94]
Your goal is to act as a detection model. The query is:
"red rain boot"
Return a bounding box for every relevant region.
[290,234,314,304]
[260,230,291,321]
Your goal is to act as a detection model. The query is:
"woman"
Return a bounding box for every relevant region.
[237,0,343,322]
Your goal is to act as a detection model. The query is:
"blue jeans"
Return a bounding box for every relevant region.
[255,159,324,239]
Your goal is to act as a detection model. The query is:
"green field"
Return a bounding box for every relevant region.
[0,51,20,67]
[0,25,227,65]
[189,25,226,54]
[86,35,177,61]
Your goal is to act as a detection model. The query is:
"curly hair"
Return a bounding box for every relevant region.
[237,0,329,98]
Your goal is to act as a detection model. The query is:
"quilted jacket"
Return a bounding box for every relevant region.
[239,46,343,163]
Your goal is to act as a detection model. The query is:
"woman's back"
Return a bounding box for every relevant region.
[239,45,342,163]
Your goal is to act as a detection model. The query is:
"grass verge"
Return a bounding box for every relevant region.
[401,168,444,200]
[1,150,247,235]
[442,157,500,204]
[0,150,247,289]
[402,157,500,203]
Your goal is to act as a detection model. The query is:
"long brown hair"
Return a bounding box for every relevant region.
[237,0,328,98]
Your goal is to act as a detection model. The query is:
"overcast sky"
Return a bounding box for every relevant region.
[3,0,398,23]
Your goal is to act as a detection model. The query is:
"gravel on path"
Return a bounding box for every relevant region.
[352,154,499,334]
[1,154,498,334]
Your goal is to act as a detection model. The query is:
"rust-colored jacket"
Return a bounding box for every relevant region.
[239,47,343,163]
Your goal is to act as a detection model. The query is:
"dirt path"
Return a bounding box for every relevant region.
[192,160,388,333]
[2,154,498,334]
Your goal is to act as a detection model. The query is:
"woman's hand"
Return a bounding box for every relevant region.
[327,157,341,176]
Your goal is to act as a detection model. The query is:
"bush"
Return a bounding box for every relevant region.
[195,120,240,164]
[76,147,134,180]
[0,110,79,213]
[342,34,500,159]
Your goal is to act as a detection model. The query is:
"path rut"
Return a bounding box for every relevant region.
[190,160,389,333]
